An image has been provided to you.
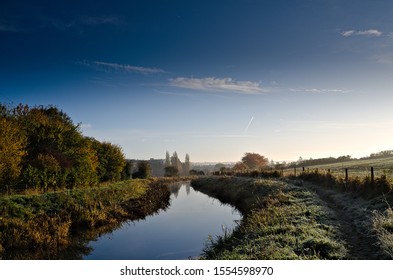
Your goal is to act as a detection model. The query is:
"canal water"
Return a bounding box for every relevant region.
[84,182,241,260]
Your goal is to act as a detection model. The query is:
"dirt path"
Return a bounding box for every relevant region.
[303,182,390,259]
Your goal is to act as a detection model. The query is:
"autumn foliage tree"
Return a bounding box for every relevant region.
[15,105,99,189]
[232,161,248,173]
[88,138,126,182]
[0,116,26,188]
[0,103,127,192]
[241,152,269,170]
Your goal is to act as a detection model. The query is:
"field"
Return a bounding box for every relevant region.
[283,156,393,179]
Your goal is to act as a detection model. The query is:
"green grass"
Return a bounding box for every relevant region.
[0,179,171,259]
[191,176,347,260]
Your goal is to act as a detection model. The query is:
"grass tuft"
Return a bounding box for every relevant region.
[372,208,393,258]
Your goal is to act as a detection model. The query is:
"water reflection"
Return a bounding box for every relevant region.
[84,182,241,260]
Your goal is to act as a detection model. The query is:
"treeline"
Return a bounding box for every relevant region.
[287,150,393,168]
[289,155,354,167]
[365,150,393,159]
[164,151,190,177]
[0,103,127,193]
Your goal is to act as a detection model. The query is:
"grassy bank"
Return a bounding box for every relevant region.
[0,179,172,259]
[191,176,347,259]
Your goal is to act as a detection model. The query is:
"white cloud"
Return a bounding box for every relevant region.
[341,30,355,37]
[169,77,267,94]
[341,29,382,37]
[289,88,351,94]
[81,60,165,75]
[358,29,382,36]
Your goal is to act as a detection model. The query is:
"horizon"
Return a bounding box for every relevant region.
[1,0,393,163]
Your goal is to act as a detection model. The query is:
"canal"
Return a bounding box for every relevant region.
[84,182,241,260]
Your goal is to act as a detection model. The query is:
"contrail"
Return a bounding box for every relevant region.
[244,116,254,132]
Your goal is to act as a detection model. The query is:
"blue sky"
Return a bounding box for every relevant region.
[1,0,393,162]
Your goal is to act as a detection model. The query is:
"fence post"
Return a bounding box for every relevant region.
[294,167,297,176]
[281,168,284,177]
[302,167,305,172]
[371,167,374,184]
[345,168,348,182]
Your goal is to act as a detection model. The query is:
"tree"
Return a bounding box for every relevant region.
[184,154,191,176]
[214,163,226,172]
[189,169,199,176]
[133,161,151,179]
[171,151,183,175]
[232,161,248,172]
[171,151,178,167]
[0,117,27,187]
[17,105,99,189]
[0,103,129,191]
[164,166,178,177]
[241,152,268,170]
[92,140,126,182]
[165,151,171,167]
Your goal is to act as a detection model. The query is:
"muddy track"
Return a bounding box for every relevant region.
[303,182,389,259]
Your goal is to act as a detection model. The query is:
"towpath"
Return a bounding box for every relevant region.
[303,182,389,259]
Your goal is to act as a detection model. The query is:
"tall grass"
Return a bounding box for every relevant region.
[373,207,393,258]
[297,171,392,197]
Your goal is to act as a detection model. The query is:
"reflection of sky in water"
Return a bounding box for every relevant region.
[84,183,241,260]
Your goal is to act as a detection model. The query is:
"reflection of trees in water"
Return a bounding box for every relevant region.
[167,183,182,198]
[186,184,191,196]
[3,186,171,260]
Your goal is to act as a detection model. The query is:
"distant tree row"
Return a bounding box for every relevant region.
[0,103,126,192]
[164,151,190,177]
[287,155,354,167]
[366,150,393,159]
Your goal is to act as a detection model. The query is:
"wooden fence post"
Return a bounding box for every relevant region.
[302,167,305,172]
[294,167,296,176]
[345,168,348,182]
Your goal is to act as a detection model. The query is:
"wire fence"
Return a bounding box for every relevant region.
[280,166,393,181]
